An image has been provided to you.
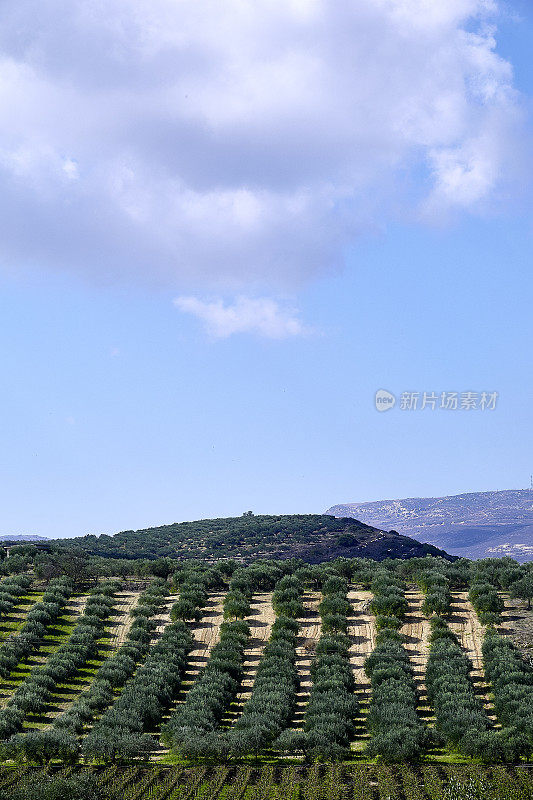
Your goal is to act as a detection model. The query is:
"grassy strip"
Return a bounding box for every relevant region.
[0,578,73,680]
[0,580,121,739]
[0,602,83,705]
[53,579,171,736]
[0,576,34,629]
[0,593,45,643]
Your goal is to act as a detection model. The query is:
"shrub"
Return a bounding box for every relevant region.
[4,773,112,800]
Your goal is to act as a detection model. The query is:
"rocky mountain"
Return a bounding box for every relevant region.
[0,534,49,542]
[327,490,533,562]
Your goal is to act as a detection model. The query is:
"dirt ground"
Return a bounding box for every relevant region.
[401,591,431,689]
[398,591,432,723]
[42,592,145,721]
[184,592,226,682]
[447,591,496,720]
[149,595,175,644]
[347,589,376,749]
[346,589,375,688]
[154,593,226,752]
[108,591,142,649]
[232,593,274,709]
[447,592,485,673]
[292,592,321,728]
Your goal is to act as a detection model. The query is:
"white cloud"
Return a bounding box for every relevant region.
[174,296,310,339]
[0,0,525,292]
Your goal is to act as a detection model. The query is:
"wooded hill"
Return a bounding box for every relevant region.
[57,514,454,563]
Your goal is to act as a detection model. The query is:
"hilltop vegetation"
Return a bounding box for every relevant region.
[56,513,453,563]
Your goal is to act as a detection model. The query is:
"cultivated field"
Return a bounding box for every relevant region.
[0,555,531,800]
[1,763,533,799]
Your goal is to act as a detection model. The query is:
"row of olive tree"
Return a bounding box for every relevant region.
[467,558,532,626]
[0,579,120,741]
[223,561,297,621]
[0,576,72,679]
[163,619,250,757]
[52,578,170,736]
[427,617,529,762]
[272,574,305,619]
[508,563,533,610]
[163,561,290,757]
[0,574,33,620]
[83,605,194,762]
[426,617,489,757]
[365,572,429,761]
[370,569,408,634]
[300,575,357,760]
[222,573,305,757]
[225,614,300,757]
[170,560,232,622]
[482,629,533,758]
[419,569,452,617]
[468,578,504,626]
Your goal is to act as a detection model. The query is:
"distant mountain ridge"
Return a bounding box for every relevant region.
[327,490,533,561]
[0,534,49,542]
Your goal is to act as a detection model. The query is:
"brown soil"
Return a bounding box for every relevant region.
[67,594,89,618]
[447,592,485,672]
[42,592,140,722]
[399,591,432,721]
[150,595,175,644]
[233,593,273,706]
[400,591,431,688]
[447,591,496,720]
[108,591,142,649]
[291,592,321,728]
[183,592,226,682]
[347,589,376,687]
[347,589,376,749]
[154,593,226,754]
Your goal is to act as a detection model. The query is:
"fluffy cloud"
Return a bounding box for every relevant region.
[174,296,310,338]
[0,0,523,294]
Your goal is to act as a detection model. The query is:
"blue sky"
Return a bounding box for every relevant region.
[0,0,532,539]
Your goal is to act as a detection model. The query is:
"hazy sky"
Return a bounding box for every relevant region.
[0,0,532,538]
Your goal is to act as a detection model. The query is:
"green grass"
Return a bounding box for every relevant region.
[0,594,86,707]
[23,627,120,729]
[0,593,44,643]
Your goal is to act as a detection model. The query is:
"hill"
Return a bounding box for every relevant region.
[327,489,533,561]
[57,513,454,563]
